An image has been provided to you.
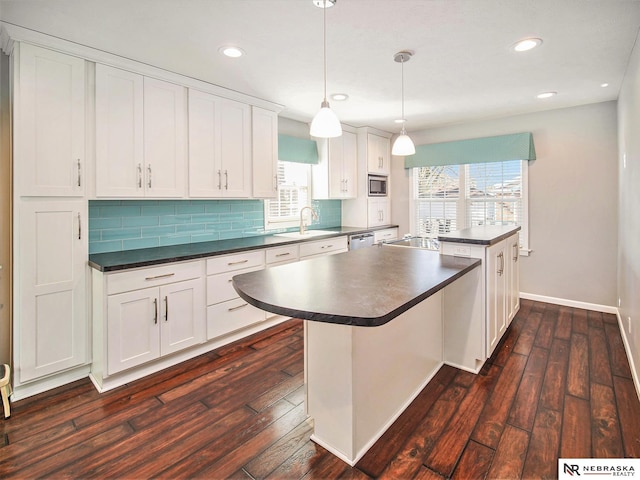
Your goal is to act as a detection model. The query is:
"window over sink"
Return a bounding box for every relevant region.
[410,160,529,252]
[264,161,312,229]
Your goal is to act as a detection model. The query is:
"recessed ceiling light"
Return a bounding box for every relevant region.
[313,0,336,8]
[537,91,557,99]
[331,93,349,101]
[219,46,245,58]
[513,38,543,52]
[601,83,610,88]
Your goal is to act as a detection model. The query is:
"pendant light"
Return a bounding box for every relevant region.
[391,51,416,156]
[310,0,342,138]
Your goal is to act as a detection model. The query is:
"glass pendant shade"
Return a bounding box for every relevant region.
[310,101,342,138]
[392,129,416,156]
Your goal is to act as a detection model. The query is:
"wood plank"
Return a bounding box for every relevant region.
[555,307,572,340]
[299,452,352,480]
[450,440,494,480]
[471,354,528,449]
[613,375,640,458]
[591,382,624,458]
[534,318,555,349]
[588,310,604,329]
[513,312,542,356]
[265,440,326,479]
[248,371,304,413]
[589,326,613,387]
[602,313,618,325]
[424,365,500,478]
[378,384,467,479]
[567,333,589,399]
[539,338,570,411]
[508,346,549,431]
[284,385,306,406]
[604,322,633,378]
[521,407,562,480]
[560,395,591,458]
[572,309,589,334]
[356,367,451,478]
[413,466,446,480]
[486,425,529,480]
[491,323,521,367]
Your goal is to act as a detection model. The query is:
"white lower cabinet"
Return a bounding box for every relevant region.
[103,261,205,375]
[299,236,348,259]
[486,241,507,355]
[374,227,399,244]
[206,250,266,339]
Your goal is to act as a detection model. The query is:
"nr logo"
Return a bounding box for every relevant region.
[564,463,581,476]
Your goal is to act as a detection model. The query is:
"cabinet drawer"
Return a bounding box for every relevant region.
[107,260,204,295]
[207,298,266,340]
[265,245,299,265]
[206,250,264,274]
[299,236,348,258]
[374,228,398,244]
[207,264,263,306]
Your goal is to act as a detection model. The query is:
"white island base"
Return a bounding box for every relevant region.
[304,266,482,466]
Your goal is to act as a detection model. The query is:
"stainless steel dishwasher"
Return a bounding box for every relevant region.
[348,232,375,250]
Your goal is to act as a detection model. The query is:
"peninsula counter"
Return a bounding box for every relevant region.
[233,246,482,465]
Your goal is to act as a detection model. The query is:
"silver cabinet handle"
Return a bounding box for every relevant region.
[153,298,158,324]
[147,164,152,188]
[345,178,348,192]
[228,303,248,312]
[228,259,249,266]
[321,244,334,249]
[224,170,229,190]
[275,252,290,257]
[164,296,168,321]
[145,273,175,281]
[498,252,504,276]
[77,159,82,187]
[137,164,142,188]
[513,243,519,262]
[217,170,222,190]
[77,213,81,240]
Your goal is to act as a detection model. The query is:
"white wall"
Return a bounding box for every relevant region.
[391,101,619,308]
[617,34,640,387]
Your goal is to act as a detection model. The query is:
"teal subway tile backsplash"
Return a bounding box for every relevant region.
[89,199,342,254]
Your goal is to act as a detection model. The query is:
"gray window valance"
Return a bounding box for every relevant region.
[404,132,536,168]
[278,134,319,164]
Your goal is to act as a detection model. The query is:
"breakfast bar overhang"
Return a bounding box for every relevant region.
[233,246,482,465]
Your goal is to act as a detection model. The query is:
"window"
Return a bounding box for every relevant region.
[411,160,528,251]
[264,161,311,229]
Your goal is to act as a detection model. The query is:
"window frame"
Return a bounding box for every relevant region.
[263,161,313,230]
[409,160,530,255]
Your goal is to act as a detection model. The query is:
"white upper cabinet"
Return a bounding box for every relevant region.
[16,43,85,196]
[143,77,187,197]
[188,89,251,198]
[251,106,278,198]
[313,130,357,199]
[367,133,390,175]
[95,67,186,197]
[95,65,144,197]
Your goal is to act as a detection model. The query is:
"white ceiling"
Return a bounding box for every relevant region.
[2,0,640,133]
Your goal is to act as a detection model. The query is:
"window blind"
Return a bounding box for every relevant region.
[267,161,310,223]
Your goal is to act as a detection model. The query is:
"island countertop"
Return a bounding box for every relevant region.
[438,225,521,245]
[232,246,481,327]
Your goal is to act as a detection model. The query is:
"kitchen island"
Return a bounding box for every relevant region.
[233,246,482,465]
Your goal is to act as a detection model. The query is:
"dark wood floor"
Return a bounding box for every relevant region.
[1,299,639,479]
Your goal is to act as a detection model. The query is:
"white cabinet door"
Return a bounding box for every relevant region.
[486,240,507,355]
[107,287,160,374]
[328,135,345,198]
[95,64,144,197]
[367,134,390,175]
[17,43,85,196]
[159,279,206,356]
[188,90,250,198]
[18,199,88,382]
[220,99,251,197]
[507,234,520,324]
[252,106,278,198]
[342,131,358,198]
[143,77,186,197]
[367,198,391,227]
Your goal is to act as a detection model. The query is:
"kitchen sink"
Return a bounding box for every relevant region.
[275,230,339,239]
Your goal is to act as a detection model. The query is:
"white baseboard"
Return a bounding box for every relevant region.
[615,311,640,404]
[520,292,617,314]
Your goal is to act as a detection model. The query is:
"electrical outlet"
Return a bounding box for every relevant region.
[618,297,622,308]
[628,316,632,333]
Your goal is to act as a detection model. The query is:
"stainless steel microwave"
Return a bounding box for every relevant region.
[368,175,388,196]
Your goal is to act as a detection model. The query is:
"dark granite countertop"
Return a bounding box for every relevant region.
[88,225,398,272]
[438,225,521,246]
[232,246,481,327]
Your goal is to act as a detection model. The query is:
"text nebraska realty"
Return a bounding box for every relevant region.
[565,463,635,476]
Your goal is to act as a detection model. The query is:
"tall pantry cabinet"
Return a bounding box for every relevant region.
[11,42,90,397]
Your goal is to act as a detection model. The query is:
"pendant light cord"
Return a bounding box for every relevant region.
[323,0,327,102]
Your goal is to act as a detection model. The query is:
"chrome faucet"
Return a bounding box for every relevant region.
[299,206,319,235]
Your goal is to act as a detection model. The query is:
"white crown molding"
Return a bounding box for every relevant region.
[0,22,284,113]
